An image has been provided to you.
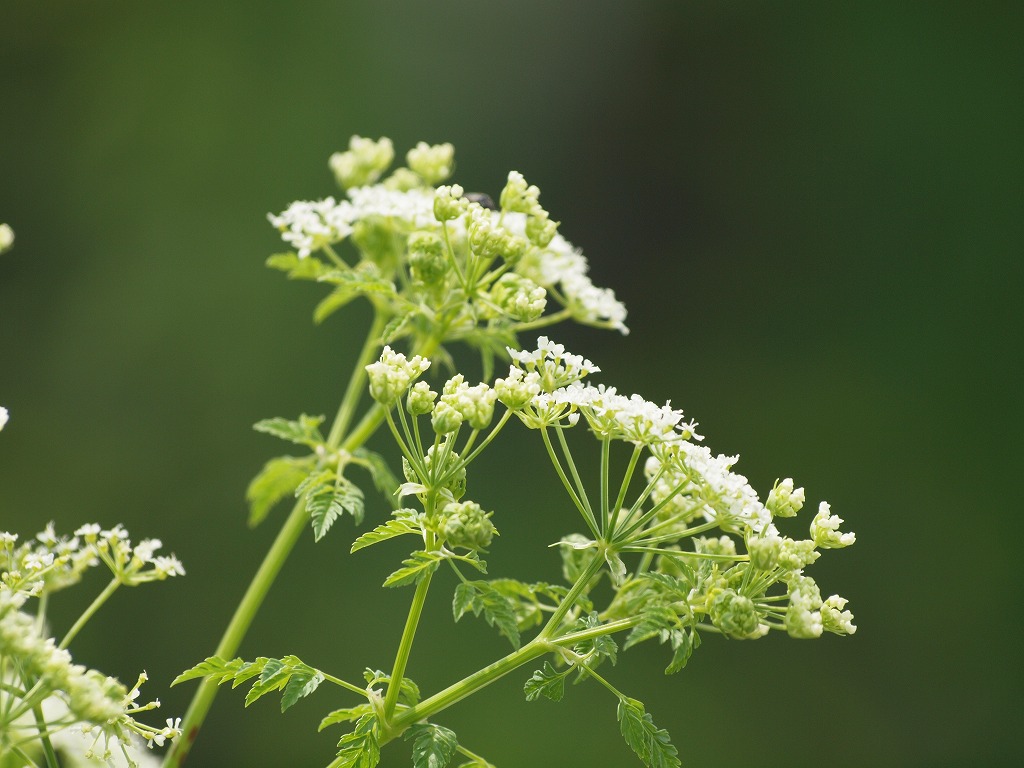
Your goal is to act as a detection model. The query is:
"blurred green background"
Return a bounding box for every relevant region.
[2,1,1022,766]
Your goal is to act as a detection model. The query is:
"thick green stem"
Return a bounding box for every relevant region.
[32,701,59,768]
[59,577,120,650]
[539,549,607,640]
[326,310,387,450]
[382,572,433,719]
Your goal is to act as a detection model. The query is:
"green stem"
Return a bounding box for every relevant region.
[59,577,120,649]
[382,573,434,719]
[326,310,387,450]
[540,427,599,539]
[555,427,596,532]
[539,551,607,640]
[322,674,369,698]
[32,701,59,768]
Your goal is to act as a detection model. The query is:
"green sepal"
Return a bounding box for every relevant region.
[382,550,444,588]
[246,455,315,527]
[253,413,325,448]
[266,252,331,280]
[452,581,520,649]
[616,696,681,768]
[523,661,569,702]
[350,510,423,553]
[404,723,459,768]
[319,704,375,731]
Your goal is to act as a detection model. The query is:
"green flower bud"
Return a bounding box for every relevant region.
[438,375,497,431]
[490,273,547,322]
[407,381,437,416]
[766,477,805,518]
[365,347,431,406]
[408,231,449,287]
[499,170,542,215]
[709,589,760,638]
[402,446,466,500]
[695,535,736,558]
[329,136,394,189]
[434,184,467,221]
[777,538,819,570]
[406,141,455,185]
[383,167,424,191]
[467,209,510,259]
[748,535,782,571]
[440,501,496,550]
[525,211,558,247]
[494,367,541,410]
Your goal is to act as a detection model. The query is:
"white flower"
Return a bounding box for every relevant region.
[508,336,599,392]
[0,406,8,431]
[809,502,856,548]
[267,197,355,259]
[346,185,435,227]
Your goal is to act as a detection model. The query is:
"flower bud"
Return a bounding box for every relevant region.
[434,184,467,221]
[766,478,805,518]
[408,231,449,287]
[365,347,431,406]
[809,502,856,549]
[491,273,546,322]
[748,535,782,571]
[709,589,760,638]
[494,367,542,410]
[440,501,496,550]
[329,136,394,189]
[406,141,455,185]
[821,594,857,635]
[499,171,542,215]
[0,224,13,255]
[525,211,558,247]
[407,381,437,416]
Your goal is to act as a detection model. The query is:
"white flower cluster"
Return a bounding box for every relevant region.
[507,336,599,392]
[432,375,497,433]
[809,503,856,549]
[0,405,8,430]
[365,346,431,406]
[0,223,13,255]
[267,198,356,259]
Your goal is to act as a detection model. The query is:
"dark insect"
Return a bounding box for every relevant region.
[464,192,497,210]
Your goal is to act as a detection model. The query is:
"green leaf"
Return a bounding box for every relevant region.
[451,581,520,648]
[253,414,325,447]
[307,478,366,541]
[572,613,618,666]
[234,655,324,710]
[665,628,700,675]
[246,455,315,527]
[266,252,331,280]
[280,667,325,712]
[351,448,402,508]
[623,606,679,651]
[336,714,380,768]
[381,312,413,344]
[616,696,681,768]
[383,550,444,588]
[350,511,422,553]
[314,287,359,324]
[523,661,569,702]
[404,723,459,768]
[171,656,250,687]
[319,704,375,732]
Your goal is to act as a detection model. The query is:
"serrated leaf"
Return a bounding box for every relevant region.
[281,667,324,712]
[617,696,681,768]
[523,661,568,702]
[336,714,380,768]
[352,448,402,508]
[404,723,459,768]
[623,606,680,651]
[381,313,413,344]
[171,656,249,687]
[572,613,618,666]
[246,455,314,527]
[266,252,330,280]
[307,479,365,541]
[319,704,375,731]
[244,658,288,706]
[383,550,444,588]
[253,414,325,447]
[350,513,422,553]
[665,628,700,675]
[451,581,520,648]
